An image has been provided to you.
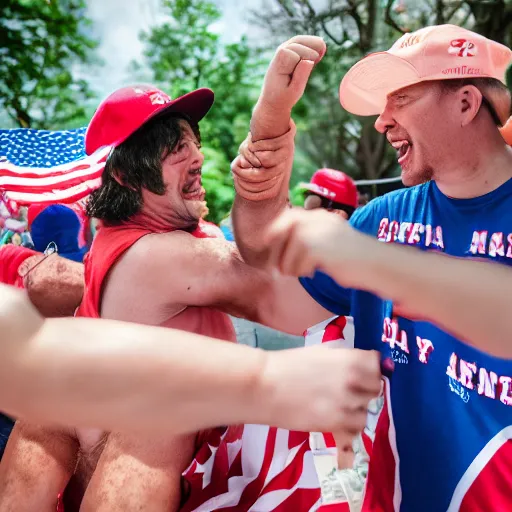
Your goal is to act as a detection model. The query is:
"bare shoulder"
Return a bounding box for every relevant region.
[123,230,241,274]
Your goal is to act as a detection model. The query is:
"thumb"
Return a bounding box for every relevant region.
[289,59,315,100]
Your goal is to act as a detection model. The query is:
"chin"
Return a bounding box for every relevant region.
[401,167,433,187]
[187,199,209,220]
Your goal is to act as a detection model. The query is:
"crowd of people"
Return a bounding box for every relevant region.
[0,22,511,512]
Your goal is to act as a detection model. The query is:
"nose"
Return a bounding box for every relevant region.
[191,144,204,168]
[374,102,396,134]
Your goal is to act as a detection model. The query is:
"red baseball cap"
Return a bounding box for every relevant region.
[299,168,358,209]
[85,85,214,155]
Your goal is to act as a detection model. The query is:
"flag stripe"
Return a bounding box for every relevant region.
[5,178,103,205]
[0,165,104,190]
[0,128,109,206]
[0,147,109,177]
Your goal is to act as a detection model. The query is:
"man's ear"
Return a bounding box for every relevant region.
[458,85,483,127]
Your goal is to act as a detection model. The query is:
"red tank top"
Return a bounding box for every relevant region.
[75,220,225,319]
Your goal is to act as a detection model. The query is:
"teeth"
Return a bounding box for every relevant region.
[391,141,409,150]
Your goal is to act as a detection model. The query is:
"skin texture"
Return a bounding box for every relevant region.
[231,35,385,466]
[375,81,512,196]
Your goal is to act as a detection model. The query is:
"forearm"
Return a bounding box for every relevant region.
[1,315,273,434]
[250,98,292,141]
[232,194,289,266]
[328,240,512,358]
[232,123,296,266]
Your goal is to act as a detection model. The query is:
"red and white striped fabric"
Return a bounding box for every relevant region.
[305,316,384,512]
[0,148,108,205]
[0,127,109,206]
[177,316,377,512]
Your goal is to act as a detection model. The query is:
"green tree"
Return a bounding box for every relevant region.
[136,0,263,223]
[0,0,100,129]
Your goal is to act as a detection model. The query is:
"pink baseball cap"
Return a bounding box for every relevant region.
[85,85,214,155]
[299,168,358,209]
[340,25,512,121]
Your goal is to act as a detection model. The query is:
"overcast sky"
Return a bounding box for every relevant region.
[85,0,257,97]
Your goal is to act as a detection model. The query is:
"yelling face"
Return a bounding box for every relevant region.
[141,120,207,229]
[374,81,461,187]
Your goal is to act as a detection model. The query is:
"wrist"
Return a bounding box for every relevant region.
[249,350,290,427]
[251,99,292,140]
[213,347,272,426]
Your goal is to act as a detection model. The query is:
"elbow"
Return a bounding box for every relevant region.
[26,260,84,317]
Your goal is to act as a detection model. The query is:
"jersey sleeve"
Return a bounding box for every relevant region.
[299,197,387,314]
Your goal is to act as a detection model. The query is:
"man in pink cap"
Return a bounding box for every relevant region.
[0,82,380,510]
[232,26,512,511]
[300,168,358,219]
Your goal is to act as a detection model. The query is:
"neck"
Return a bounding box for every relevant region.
[434,135,512,200]
[127,206,198,233]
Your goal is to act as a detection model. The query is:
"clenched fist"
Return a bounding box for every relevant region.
[259,35,326,113]
[260,345,382,468]
[264,208,371,286]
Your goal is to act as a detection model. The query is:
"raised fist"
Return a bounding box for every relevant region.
[263,208,367,283]
[259,35,326,113]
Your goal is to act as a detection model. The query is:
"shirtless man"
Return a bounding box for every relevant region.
[0,63,381,510]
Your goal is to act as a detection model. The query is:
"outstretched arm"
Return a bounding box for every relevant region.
[266,208,512,359]
[346,242,512,359]
[0,283,380,441]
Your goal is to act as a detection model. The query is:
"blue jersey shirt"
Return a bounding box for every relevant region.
[301,178,512,512]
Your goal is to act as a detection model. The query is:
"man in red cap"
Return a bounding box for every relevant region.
[1,83,380,510]
[300,168,358,219]
[232,26,512,512]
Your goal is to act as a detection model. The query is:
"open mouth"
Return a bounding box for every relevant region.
[182,170,206,200]
[391,140,412,166]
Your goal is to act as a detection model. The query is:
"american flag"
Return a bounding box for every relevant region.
[174,317,373,512]
[0,127,109,206]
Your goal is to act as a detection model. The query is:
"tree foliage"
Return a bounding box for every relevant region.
[137,0,264,223]
[0,0,99,129]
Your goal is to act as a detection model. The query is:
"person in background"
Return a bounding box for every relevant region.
[300,167,358,219]
[28,204,88,263]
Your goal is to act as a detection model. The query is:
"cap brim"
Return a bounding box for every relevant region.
[298,182,332,199]
[339,52,421,116]
[157,88,215,125]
